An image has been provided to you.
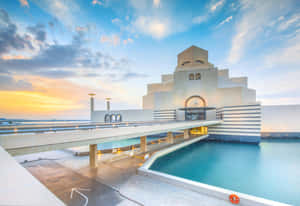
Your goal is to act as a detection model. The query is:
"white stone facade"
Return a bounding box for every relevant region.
[143,46,257,110]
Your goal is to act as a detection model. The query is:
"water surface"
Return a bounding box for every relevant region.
[150,140,300,205]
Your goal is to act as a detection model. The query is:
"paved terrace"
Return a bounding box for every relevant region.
[0,120,221,206]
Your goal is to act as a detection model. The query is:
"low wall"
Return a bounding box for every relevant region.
[92,109,153,122]
[139,136,289,206]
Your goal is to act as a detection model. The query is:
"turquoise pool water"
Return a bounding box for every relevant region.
[97,136,161,150]
[150,140,300,205]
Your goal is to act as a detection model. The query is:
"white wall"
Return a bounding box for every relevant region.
[261,105,300,132]
[92,109,153,122]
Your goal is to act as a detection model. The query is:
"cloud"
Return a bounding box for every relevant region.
[27,24,47,42]
[0,9,34,56]
[132,16,171,39]
[92,0,103,6]
[123,38,133,45]
[264,33,300,68]
[192,0,226,25]
[1,55,29,60]
[0,31,138,80]
[120,72,148,80]
[32,0,79,27]
[76,26,90,32]
[153,0,161,8]
[0,75,33,91]
[217,16,233,27]
[123,0,188,39]
[109,0,227,39]
[0,74,143,119]
[277,13,300,31]
[210,0,225,12]
[112,18,121,24]
[100,34,121,46]
[0,9,147,83]
[227,0,294,64]
[19,0,29,7]
[192,16,208,24]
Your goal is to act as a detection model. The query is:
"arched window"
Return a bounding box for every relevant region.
[189,73,194,80]
[182,61,191,66]
[185,95,207,107]
[116,114,122,122]
[195,59,204,64]
[104,114,111,123]
[195,73,201,80]
[111,114,116,122]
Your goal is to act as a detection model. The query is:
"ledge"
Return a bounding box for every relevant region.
[138,136,290,206]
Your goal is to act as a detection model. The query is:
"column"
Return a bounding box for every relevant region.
[184,129,190,139]
[201,126,205,135]
[140,136,147,152]
[167,132,174,144]
[88,93,96,121]
[89,144,98,168]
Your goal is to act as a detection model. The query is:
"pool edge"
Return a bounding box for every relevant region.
[138,136,291,206]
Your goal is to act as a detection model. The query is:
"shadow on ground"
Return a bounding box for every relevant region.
[23,160,138,206]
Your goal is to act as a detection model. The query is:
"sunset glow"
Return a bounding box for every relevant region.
[0,0,299,119]
[0,91,83,115]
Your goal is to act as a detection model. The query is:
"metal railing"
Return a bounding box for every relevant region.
[0,120,179,135]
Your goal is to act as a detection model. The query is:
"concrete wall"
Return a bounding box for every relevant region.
[92,109,153,122]
[208,104,261,143]
[153,109,176,121]
[143,93,154,110]
[147,82,173,94]
[143,66,256,110]
[261,105,300,134]
[161,74,174,83]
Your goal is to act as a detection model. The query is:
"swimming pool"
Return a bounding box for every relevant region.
[97,135,164,150]
[150,140,300,205]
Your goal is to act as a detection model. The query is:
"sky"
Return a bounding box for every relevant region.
[0,0,299,120]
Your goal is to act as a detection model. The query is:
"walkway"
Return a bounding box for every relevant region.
[15,136,231,206]
[0,120,221,155]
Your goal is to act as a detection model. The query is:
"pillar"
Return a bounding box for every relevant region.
[89,144,98,168]
[201,126,205,135]
[140,136,147,152]
[184,129,190,139]
[105,98,111,111]
[167,132,174,144]
[88,93,96,121]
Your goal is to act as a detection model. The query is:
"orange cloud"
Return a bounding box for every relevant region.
[19,0,29,7]
[1,55,29,60]
[92,0,103,6]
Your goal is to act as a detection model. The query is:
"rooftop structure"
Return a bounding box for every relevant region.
[143,45,256,110]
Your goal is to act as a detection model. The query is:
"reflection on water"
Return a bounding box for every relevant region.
[150,140,300,205]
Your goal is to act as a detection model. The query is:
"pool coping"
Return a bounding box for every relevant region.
[138,135,291,206]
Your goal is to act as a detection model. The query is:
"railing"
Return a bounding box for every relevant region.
[0,120,179,135]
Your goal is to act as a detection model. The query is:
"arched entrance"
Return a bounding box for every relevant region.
[184,95,206,108]
[183,95,207,120]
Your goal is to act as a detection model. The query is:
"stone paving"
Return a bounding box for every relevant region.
[16,137,232,206]
[23,159,139,206]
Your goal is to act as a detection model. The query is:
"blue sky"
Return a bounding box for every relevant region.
[0,0,299,119]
